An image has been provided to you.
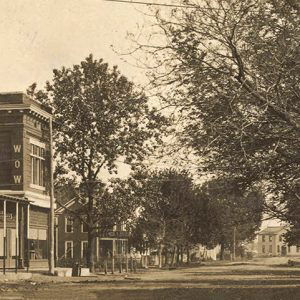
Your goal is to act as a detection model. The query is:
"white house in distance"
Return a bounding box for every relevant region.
[257,226,300,257]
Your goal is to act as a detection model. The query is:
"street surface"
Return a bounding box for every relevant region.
[1,259,300,299]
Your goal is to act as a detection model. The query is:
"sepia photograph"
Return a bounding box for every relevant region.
[0,0,299,299]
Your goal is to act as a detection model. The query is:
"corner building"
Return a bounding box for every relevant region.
[0,92,52,269]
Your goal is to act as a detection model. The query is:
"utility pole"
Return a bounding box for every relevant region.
[49,116,55,274]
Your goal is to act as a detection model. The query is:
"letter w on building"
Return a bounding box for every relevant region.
[14,175,22,184]
[13,145,22,153]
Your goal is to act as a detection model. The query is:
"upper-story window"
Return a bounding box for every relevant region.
[30,140,45,188]
[262,235,265,242]
[269,236,272,242]
[81,220,88,233]
[65,216,74,233]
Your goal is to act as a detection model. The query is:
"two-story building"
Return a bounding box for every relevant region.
[55,198,129,266]
[257,226,300,257]
[0,92,52,269]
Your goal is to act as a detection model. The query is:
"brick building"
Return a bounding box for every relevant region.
[0,92,52,269]
[55,198,129,266]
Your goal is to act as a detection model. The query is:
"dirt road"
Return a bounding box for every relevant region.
[1,262,300,299]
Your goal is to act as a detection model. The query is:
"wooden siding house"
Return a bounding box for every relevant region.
[55,198,129,267]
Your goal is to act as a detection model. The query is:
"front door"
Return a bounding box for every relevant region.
[0,229,17,268]
[281,246,287,256]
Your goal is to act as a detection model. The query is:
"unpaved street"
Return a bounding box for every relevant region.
[1,262,300,299]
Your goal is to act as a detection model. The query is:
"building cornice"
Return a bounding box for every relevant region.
[0,103,52,121]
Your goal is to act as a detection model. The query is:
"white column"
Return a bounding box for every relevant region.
[3,200,6,238]
[16,202,19,256]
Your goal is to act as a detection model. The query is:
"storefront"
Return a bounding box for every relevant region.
[0,92,52,271]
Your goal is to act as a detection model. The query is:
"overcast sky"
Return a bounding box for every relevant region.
[0,0,158,92]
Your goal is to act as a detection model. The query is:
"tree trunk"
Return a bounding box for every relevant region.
[170,245,176,267]
[186,246,190,265]
[180,245,183,264]
[220,242,225,261]
[87,231,95,272]
[176,245,180,265]
[164,250,169,267]
[158,243,163,268]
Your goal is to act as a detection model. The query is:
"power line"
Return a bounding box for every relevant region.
[104,0,197,8]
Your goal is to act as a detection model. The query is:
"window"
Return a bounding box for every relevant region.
[277,245,280,253]
[81,221,88,233]
[288,246,291,253]
[279,235,282,242]
[28,229,48,260]
[269,245,272,253]
[81,241,88,259]
[65,241,73,259]
[262,245,265,253]
[262,235,265,242]
[297,246,300,253]
[30,142,45,187]
[65,216,74,233]
[269,236,272,242]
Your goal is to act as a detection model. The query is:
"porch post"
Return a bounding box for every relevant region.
[27,204,30,272]
[3,200,6,275]
[15,202,19,273]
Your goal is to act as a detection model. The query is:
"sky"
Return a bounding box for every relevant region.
[0,0,156,92]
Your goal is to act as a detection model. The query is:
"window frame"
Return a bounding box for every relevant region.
[30,139,46,189]
[81,241,88,259]
[65,216,74,233]
[81,220,88,233]
[65,241,73,259]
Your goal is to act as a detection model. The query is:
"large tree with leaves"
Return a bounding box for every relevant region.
[129,169,198,267]
[131,0,300,224]
[197,178,264,259]
[28,55,166,271]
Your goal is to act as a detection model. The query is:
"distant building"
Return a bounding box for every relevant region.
[0,92,52,269]
[257,226,300,257]
[55,198,129,266]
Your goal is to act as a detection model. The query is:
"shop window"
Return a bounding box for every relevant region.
[28,229,48,259]
[65,241,73,259]
[65,216,74,233]
[81,241,88,258]
[30,142,45,187]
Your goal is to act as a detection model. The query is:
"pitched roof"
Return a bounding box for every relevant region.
[258,226,286,235]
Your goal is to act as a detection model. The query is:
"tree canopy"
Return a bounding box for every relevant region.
[131,0,300,223]
[28,54,167,270]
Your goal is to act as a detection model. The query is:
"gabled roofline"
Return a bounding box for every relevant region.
[55,197,76,214]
